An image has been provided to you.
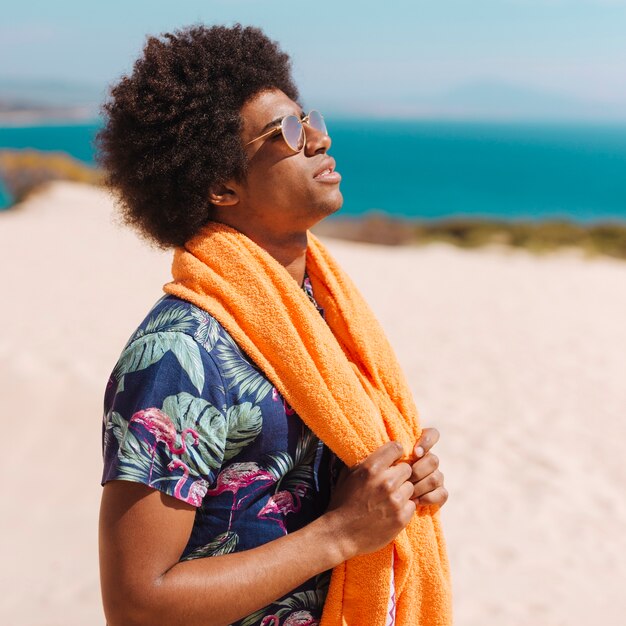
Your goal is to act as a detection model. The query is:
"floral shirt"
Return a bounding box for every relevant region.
[101,276,342,626]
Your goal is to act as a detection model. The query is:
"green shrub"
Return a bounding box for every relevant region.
[314,213,626,261]
[0,149,102,205]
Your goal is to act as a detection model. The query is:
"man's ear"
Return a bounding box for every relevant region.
[208,182,240,207]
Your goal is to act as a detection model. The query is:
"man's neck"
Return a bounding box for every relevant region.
[211,217,308,285]
[252,232,308,286]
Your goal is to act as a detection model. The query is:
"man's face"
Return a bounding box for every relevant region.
[233,88,343,233]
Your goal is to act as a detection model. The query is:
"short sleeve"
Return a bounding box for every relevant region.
[101,330,228,508]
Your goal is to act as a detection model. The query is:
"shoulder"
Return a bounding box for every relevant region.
[127,295,222,345]
[111,294,273,404]
[117,294,234,362]
[106,295,230,400]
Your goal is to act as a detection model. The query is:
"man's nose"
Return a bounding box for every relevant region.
[304,124,331,155]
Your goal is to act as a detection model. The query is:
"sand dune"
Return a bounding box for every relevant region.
[1,182,625,625]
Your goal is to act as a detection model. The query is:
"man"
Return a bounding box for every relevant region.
[98,24,450,626]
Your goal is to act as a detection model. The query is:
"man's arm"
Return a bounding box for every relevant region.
[99,441,415,626]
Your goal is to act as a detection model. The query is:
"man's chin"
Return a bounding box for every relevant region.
[316,190,344,219]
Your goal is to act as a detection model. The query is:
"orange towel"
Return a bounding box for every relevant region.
[164,222,453,626]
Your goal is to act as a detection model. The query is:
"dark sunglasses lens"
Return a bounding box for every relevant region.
[282,115,304,151]
[308,110,327,135]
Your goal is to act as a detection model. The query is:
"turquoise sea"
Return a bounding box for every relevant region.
[1,119,625,222]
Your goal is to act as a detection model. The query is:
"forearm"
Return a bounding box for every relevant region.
[115,511,347,626]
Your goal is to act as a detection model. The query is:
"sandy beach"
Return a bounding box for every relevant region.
[1,181,625,626]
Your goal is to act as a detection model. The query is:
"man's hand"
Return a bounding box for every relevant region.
[410,428,448,508]
[327,441,416,559]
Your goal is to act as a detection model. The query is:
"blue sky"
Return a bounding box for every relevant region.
[1,0,626,118]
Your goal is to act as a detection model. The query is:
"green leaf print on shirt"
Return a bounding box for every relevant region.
[106,410,169,484]
[140,305,194,336]
[263,425,318,496]
[106,392,229,489]
[264,450,293,482]
[238,572,329,626]
[161,392,228,477]
[212,332,272,403]
[224,402,263,461]
[190,307,221,352]
[180,530,239,561]
[113,331,205,395]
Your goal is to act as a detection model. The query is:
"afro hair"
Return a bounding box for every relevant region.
[97,24,299,247]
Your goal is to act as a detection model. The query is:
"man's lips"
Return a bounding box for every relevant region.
[313,158,341,184]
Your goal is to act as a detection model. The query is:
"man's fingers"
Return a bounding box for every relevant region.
[414,427,440,458]
[414,486,448,507]
[411,453,439,482]
[397,479,416,502]
[383,462,413,491]
[412,469,444,498]
[359,441,405,474]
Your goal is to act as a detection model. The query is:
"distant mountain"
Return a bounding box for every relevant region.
[0,77,105,107]
[320,79,626,121]
[0,77,105,123]
[3,76,625,123]
[428,80,626,121]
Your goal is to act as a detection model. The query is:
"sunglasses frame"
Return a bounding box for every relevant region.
[245,110,327,152]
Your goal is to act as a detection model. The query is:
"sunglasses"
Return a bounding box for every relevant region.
[245,110,328,152]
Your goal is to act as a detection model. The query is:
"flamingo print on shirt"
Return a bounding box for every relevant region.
[260,611,319,626]
[207,462,277,529]
[167,458,209,506]
[257,484,308,534]
[272,386,295,415]
[129,407,200,483]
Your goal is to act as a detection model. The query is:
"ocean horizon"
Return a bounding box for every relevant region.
[1,118,625,223]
